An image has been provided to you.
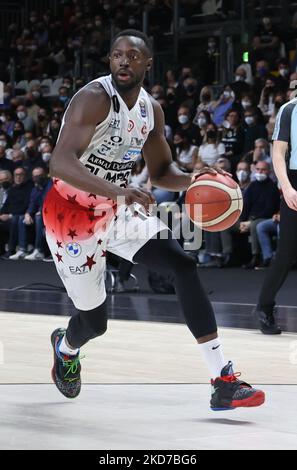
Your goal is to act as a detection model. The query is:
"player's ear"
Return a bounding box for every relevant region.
[146,58,153,72]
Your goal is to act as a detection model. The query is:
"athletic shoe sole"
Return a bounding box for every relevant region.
[211,390,265,411]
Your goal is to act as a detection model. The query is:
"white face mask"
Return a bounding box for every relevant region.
[223,91,231,98]
[245,116,254,125]
[17,111,26,120]
[222,120,231,129]
[254,172,268,182]
[241,100,251,109]
[178,114,189,125]
[236,170,249,182]
[42,153,51,162]
[279,68,289,77]
[0,140,7,147]
[197,117,207,128]
[152,93,160,99]
[32,91,40,98]
[235,75,245,82]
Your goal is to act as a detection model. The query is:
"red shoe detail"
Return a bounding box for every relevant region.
[231,390,265,408]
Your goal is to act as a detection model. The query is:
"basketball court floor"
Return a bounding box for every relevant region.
[0,311,296,450]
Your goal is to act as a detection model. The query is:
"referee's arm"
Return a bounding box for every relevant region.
[272,103,297,211]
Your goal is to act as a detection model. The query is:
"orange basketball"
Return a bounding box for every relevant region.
[185,173,243,232]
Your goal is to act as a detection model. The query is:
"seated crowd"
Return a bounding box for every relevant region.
[1,7,297,271]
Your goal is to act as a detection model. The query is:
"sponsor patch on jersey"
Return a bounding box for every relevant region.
[65,242,82,258]
[139,99,146,117]
[122,149,142,161]
[128,120,134,132]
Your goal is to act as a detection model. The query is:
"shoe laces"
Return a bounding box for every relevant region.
[220,371,251,389]
[62,354,85,382]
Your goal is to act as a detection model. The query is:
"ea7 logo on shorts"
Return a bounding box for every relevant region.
[69,265,88,275]
[66,242,82,258]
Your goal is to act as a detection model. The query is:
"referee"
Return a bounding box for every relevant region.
[255,94,297,334]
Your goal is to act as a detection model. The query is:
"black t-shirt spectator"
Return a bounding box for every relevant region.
[243,123,268,153]
[0,180,34,215]
[0,157,14,174]
[241,178,280,221]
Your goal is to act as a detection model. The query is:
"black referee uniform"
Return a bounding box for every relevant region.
[256,98,297,334]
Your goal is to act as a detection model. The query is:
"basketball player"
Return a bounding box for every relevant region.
[255,94,297,334]
[43,30,265,410]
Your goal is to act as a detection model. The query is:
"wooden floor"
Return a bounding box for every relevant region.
[0,311,296,384]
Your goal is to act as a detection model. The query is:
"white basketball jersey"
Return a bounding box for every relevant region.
[58,74,154,189]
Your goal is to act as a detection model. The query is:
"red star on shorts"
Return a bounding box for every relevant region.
[53,178,59,185]
[81,254,96,271]
[88,214,96,222]
[88,193,97,199]
[87,228,94,235]
[67,194,77,204]
[67,229,77,239]
[57,213,64,222]
[55,252,63,263]
[97,239,103,245]
[88,203,96,211]
[56,240,62,248]
[101,250,106,257]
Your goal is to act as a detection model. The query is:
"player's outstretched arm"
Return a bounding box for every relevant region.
[49,84,124,200]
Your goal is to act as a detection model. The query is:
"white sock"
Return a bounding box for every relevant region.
[59,334,79,356]
[199,337,227,380]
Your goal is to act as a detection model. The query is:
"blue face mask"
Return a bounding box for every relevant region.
[59,96,68,103]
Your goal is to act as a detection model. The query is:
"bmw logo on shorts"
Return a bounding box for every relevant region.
[66,242,82,258]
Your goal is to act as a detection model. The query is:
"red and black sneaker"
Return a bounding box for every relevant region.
[51,328,82,399]
[210,361,265,411]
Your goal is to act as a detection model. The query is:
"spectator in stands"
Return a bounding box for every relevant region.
[176,104,199,145]
[173,130,198,173]
[16,105,35,132]
[235,160,251,195]
[221,108,244,174]
[0,170,12,209]
[200,36,219,85]
[258,75,278,122]
[193,109,212,146]
[0,167,33,258]
[240,161,280,269]
[276,58,290,92]
[211,84,235,126]
[198,122,225,166]
[252,16,281,67]
[151,84,165,100]
[195,86,216,115]
[58,86,71,108]
[21,167,52,260]
[266,91,287,140]
[231,66,251,101]
[243,138,272,171]
[12,121,26,147]
[255,212,280,269]
[11,149,26,170]
[180,77,200,112]
[35,108,50,136]
[0,141,14,173]
[46,118,61,144]
[243,107,268,153]
[39,142,53,167]
[253,59,270,101]
[1,110,16,137]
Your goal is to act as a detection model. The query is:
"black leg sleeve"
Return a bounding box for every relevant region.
[133,231,217,339]
[66,300,108,349]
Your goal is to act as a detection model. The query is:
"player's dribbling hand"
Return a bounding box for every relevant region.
[191,166,232,183]
[120,188,156,213]
[282,186,297,211]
